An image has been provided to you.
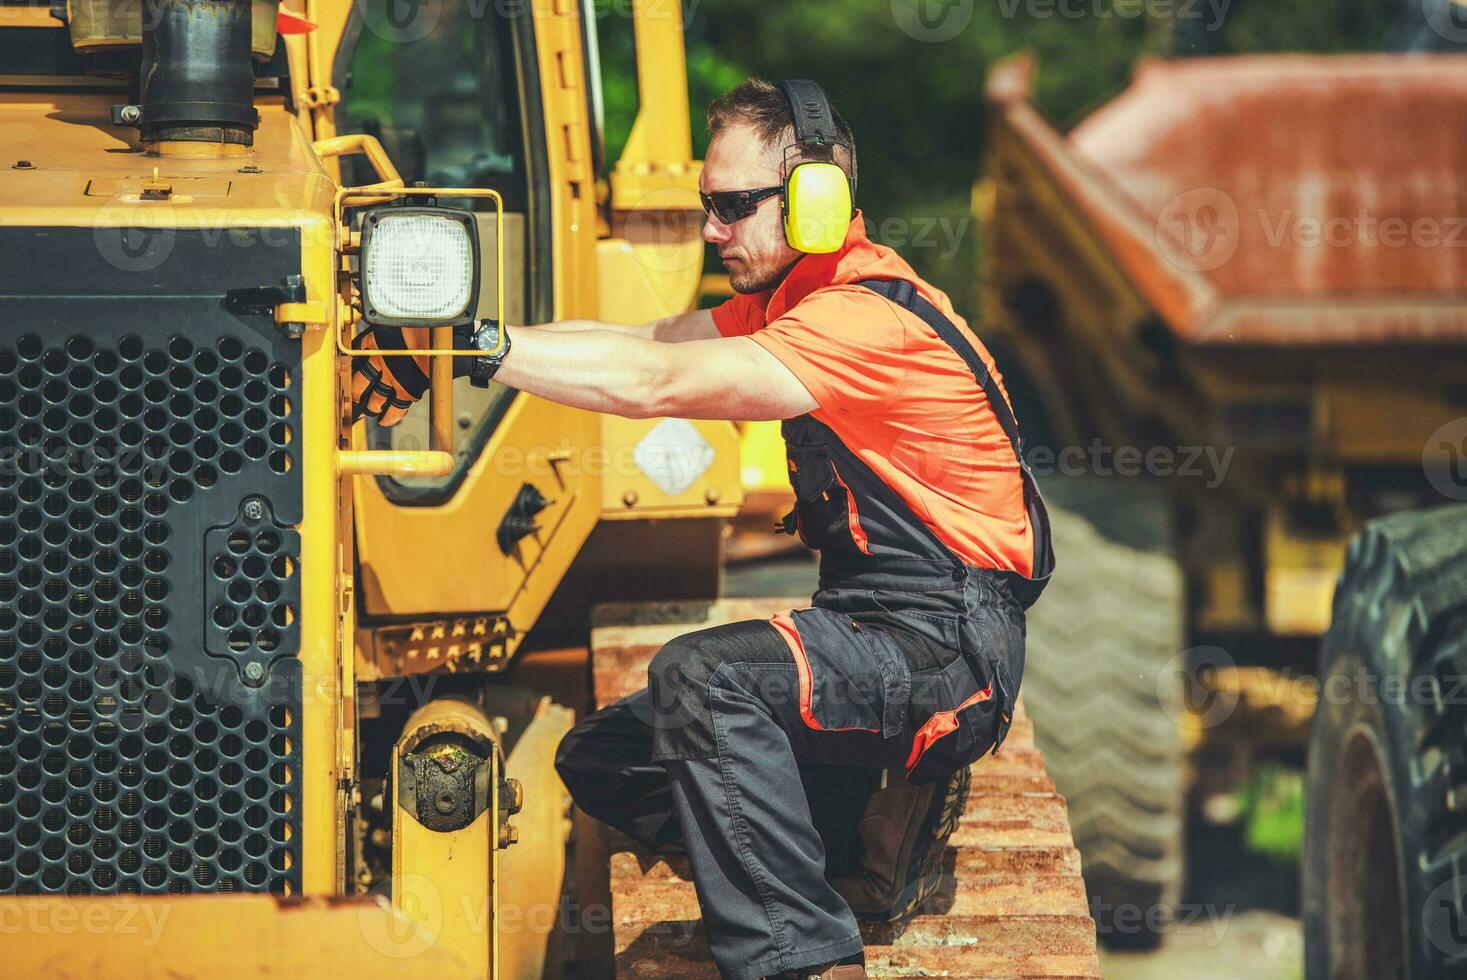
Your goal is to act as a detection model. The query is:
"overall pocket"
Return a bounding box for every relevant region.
[904,651,998,784]
[869,589,964,663]
[786,447,868,557]
[786,606,911,739]
[902,583,1027,783]
[970,575,1026,754]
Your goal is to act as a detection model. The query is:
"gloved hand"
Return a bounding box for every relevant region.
[350,325,431,426]
[351,322,501,426]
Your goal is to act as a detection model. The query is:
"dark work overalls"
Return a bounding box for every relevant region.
[555,278,1055,980]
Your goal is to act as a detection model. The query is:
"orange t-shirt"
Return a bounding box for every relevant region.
[712,213,1033,576]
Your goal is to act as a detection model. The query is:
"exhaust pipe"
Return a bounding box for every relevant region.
[139,0,258,149]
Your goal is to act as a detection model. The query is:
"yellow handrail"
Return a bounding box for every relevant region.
[337,450,455,477]
[314,133,405,201]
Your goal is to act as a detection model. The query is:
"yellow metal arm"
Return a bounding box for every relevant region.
[313,133,404,197]
[337,450,455,477]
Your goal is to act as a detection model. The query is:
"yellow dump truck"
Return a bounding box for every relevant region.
[0,2,1101,976]
[982,52,1467,965]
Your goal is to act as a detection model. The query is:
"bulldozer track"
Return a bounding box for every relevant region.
[586,599,1101,979]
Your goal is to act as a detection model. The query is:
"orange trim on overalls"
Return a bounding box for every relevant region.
[903,684,993,776]
[829,462,871,555]
[769,609,880,733]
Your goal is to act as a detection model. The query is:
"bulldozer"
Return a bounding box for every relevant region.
[0,1,1101,975]
[981,49,1467,968]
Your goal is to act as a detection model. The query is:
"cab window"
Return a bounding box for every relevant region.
[336,0,544,501]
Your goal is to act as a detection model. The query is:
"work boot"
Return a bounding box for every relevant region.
[829,765,971,922]
[768,958,868,979]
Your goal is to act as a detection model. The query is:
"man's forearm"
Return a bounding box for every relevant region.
[538,318,649,338]
[494,325,666,417]
[528,309,714,344]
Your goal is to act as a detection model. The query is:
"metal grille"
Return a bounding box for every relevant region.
[0,326,304,896]
[205,501,302,671]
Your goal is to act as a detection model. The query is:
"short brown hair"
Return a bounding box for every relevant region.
[707,78,857,182]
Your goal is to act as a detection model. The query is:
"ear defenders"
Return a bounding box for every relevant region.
[776,79,856,254]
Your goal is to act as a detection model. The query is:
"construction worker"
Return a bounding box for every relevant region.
[355,78,1053,980]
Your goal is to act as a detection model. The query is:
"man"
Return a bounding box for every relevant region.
[356,78,1053,980]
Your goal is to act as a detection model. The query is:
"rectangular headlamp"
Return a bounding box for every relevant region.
[360,206,480,326]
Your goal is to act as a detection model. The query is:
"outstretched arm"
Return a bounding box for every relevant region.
[494,327,816,421]
[350,310,744,423]
[540,309,719,343]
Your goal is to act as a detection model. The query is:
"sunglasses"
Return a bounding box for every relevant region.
[699,186,783,225]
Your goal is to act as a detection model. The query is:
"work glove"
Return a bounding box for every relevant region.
[351,321,503,426]
[350,325,431,426]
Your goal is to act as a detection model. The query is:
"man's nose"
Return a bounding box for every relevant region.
[703,214,730,244]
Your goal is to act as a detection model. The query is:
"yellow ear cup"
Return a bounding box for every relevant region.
[783,162,852,254]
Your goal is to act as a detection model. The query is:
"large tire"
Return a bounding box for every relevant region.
[1020,476,1186,947]
[1304,505,1467,980]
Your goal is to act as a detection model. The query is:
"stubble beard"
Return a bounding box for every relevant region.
[728,255,799,295]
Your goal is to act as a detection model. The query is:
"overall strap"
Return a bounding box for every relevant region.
[856,278,1025,464]
[856,277,1055,601]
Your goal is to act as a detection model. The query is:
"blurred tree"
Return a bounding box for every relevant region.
[589,0,1406,307]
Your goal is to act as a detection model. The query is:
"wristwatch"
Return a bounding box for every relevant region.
[467,318,511,387]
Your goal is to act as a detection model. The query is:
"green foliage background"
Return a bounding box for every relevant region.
[590,0,1396,311]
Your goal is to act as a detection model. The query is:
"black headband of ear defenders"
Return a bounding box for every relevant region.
[776,79,857,195]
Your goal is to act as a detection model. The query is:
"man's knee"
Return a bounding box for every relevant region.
[647,633,708,704]
[647,621,791,706]
[644,621,795,760]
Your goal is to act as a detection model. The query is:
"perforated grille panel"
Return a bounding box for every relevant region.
[0,288,305,897]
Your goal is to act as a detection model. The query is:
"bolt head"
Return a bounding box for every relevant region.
[243,499,264,520]
[243,661,265,683]
[119,105,141,124]
[505,778,524,815]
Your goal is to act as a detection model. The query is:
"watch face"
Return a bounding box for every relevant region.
[475,321,503,354]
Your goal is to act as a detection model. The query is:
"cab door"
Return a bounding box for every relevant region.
[338,1,602,638]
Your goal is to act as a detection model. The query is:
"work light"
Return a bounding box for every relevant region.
[360,207,480,326]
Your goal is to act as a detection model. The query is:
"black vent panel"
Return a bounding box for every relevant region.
[0,312,305,897]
